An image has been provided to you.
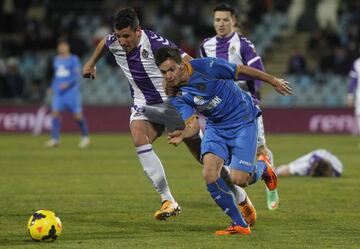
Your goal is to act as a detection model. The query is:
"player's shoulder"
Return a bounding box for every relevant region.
[143,29,165,40]
[200,36,216,47]
[190,57,213,68]
[105,33,117,47]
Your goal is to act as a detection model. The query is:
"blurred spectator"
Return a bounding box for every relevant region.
[1,0,16,33]
[92,19,111,47]
[4,57,24,98]
[316,0,339,30]
[287,48,307,74]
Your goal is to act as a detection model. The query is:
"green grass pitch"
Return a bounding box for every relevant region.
[0,134,359,249]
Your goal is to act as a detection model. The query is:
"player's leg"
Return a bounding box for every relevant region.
[256,116,279,210]
[130,119,180,220]
[67,94,90,148]
[183,129,256,225]
[222,166,256,226]
[203,153,250,235]
[201,127,250,235]
[45,94,62,147]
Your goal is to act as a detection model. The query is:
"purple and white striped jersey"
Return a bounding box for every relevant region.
[200,32,264,104]
[277,149,343,177]
[348,57,360,114]
[105,29,185,106]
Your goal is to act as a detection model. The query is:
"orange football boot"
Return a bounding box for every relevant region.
[258,154,278,191]
[215,224,251,235]
[154,200,181,221]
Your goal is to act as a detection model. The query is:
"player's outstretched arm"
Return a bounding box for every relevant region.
[236,65,293,96]
[82,37,107,79]
[168,115,199,146]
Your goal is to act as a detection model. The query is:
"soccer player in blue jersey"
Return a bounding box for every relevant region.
[200,3,280,211]
[154,46,292,235]
[45,40,90,148]
[82,7,252,222]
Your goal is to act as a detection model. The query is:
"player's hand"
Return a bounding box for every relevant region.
[273,78,293,96]
[163,80,179,97]
[82,63,96,79]
[167,130,184,146]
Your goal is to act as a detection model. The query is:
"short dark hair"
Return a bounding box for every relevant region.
[154,46,182,67]
[213,3,236,16]
[310,159,333,177]
[113,7,139,31]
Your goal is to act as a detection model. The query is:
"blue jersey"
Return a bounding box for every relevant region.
[51,54,81,95]
[170,57,261,129]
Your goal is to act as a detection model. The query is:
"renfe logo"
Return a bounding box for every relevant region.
[0,107,52,134]
[309,114,357,133]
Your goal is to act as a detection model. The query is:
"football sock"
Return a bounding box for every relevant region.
[51,116,60,141]
[266,148,275,168]
[207,178,247,227]
[136,144,175,202]
[76,118,89,137]
[251,161,267,184]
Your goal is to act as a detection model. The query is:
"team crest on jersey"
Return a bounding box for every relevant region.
[230,46,236,54]
[142,49,149,58]
[193,96,205,105]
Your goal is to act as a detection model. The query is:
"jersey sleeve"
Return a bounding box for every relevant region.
[237,36,264,88]
[169,95,196,123]
[144,30,187,58]
[239,36,264,71]
[105,33,117,49]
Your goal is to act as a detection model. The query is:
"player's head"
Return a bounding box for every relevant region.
[57,39,70,57]
[309,159,333,177]
[113,7,141,53]
[155,46,185,87]
[213,3,237,37]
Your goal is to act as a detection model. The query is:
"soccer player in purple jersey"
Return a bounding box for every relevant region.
[200,3,280,211]
[276,149,343,177]
[347,57,360,135]
[45,40,90,148]
[82,7,248,221]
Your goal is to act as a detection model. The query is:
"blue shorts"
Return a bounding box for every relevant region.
[52,92,82,114]
[201,120,258,173]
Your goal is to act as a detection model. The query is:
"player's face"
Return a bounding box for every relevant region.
[213,11,236,37]
[159,59,184,87]
[57,42,70,56]
[114,26,141,53]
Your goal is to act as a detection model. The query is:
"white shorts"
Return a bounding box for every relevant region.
[130,102,185,132]
[257,115,266,147]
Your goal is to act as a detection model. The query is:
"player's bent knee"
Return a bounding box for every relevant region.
[230,173,251,187]
[202,168,219,184]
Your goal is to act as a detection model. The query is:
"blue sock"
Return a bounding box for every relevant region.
[207,178,247,227]
[251,161,267,183]
[76,118,89,137]
[51,117,60,141]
